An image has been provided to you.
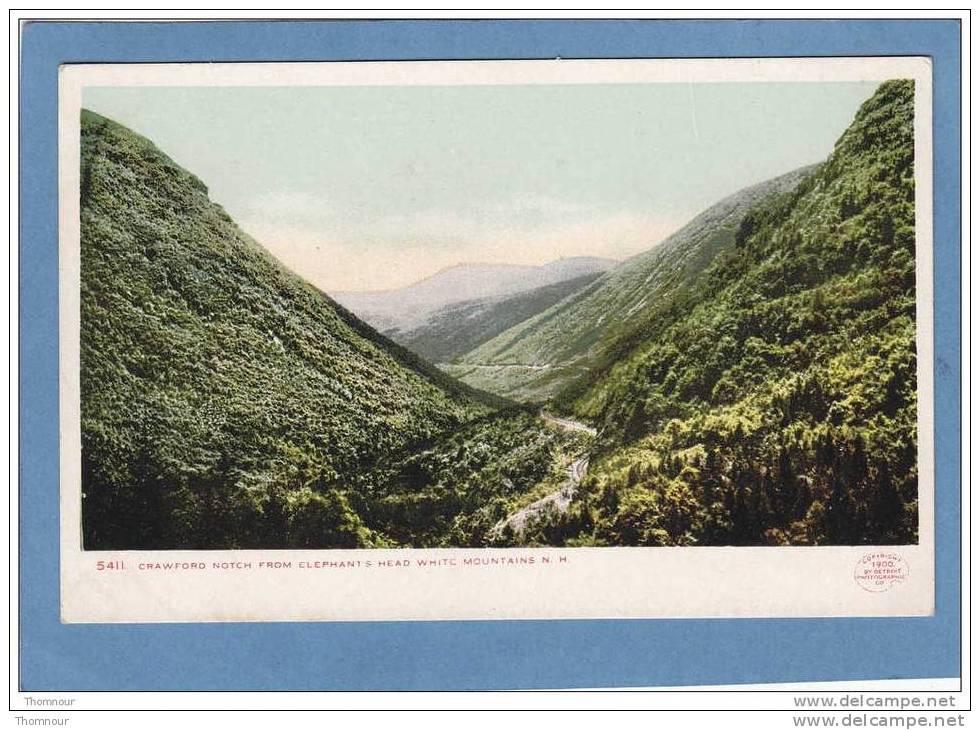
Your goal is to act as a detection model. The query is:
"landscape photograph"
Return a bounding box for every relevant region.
[77,76,919,551]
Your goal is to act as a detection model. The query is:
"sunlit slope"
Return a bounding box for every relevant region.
[450,166,813,402]
[396,272,604,363]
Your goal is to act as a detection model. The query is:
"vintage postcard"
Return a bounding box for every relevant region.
[58,57,935,622]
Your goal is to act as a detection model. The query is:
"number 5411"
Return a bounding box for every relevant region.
[96,560,125,571]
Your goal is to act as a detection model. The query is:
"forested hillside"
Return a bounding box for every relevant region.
[350,408,592,547]
[449,166,813,402]
[79,110,502,549]
[550,79,918,547]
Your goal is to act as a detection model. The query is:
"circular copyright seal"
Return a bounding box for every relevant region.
[854,552,909,593]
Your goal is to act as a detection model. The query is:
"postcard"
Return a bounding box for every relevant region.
[58,56,935,622]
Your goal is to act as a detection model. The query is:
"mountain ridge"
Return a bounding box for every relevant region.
[448,165,816,402]
[331,255,618,297]
[330,256,618,335]
[393,272,606,363]
[532,79,919,548]
[79,109,499,549]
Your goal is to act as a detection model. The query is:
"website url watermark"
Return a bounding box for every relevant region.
[792,715,965,727]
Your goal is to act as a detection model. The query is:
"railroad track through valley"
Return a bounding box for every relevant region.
[490,411,596,539]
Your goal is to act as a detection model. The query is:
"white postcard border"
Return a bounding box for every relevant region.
[58,57,935,623]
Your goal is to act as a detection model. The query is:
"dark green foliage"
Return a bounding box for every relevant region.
[351,408,590,547]
[80,109,498,549]
[549,80,918,547]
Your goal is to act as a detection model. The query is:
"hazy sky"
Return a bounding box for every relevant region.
[84,82,878,291]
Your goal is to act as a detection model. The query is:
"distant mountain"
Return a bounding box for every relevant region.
[391,272,604,363]
[78,110,500,550]
[330,256,618,335]
[447,166,815,402]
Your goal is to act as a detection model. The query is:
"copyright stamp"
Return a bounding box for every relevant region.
[853,552,910,593]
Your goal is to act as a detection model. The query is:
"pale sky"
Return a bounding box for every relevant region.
[84,82,878,291]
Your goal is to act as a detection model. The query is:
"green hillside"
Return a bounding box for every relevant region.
[395,272,604,363]
[545,80,918,546]
[447,166,814,402]
[79,110,504,550]
[350,407,592,547]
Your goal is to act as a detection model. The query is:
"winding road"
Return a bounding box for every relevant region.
[491,411,596,539]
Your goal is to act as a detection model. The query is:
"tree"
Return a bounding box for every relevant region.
[826,466,856,544]
[287,488,370,549]
[867,459,906,543]
[774,444,794,515]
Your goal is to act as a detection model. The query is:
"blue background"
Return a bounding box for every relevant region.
[19,19,962,691]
